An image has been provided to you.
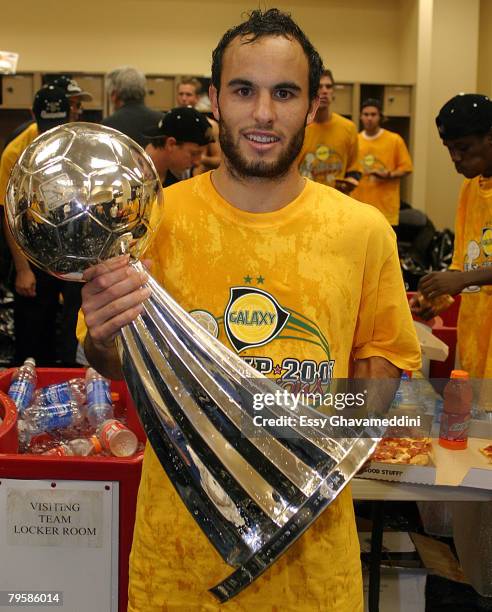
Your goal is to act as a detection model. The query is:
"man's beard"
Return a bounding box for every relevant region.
[218,117,306,180]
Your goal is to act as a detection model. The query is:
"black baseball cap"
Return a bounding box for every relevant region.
[143,107,214,146]
[436,93,492,140]
[52,75,93,102]
[32,85,70,132]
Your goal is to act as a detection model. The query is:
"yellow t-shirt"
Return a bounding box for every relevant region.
[77,173,420,611]
[0,122,39,206]
[298,113,360,186]
[352,129,413,226]
[449,176,492,379]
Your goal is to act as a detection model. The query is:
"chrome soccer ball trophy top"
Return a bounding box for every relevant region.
[5,122,162,280]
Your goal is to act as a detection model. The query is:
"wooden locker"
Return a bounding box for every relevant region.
[73,74,104,109]
[145,77,175,112]
[1,74,35,109]
[384,86,411,117]
[331,83,353,117]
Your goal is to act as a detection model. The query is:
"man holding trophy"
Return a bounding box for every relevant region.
[77,9,420,611]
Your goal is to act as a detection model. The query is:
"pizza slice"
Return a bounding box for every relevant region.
[479,444,492,464]
[371,437,432,465]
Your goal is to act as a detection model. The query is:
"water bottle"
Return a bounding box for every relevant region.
[85,368,114,426]
[418,378,440,415]
[433,398,444,424]
[392,384,403,408]
[66,436,102,456]
[17,419,37,452]
[42,443,74,457]
[23,400,86,434]
[8,357,37,415]
[96,419,138,457]
[17,422,57,454]
[392,371,419,408]
[34,378,86,408]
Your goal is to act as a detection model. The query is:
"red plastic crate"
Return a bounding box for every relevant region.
[0,390,18,453]
[0,368,145,612]
[430,295,460,378]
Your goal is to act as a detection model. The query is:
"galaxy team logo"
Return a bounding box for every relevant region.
[224,287,290,353]
[299,146,343,186]
[361,153,386,175]
[482,227,492,257]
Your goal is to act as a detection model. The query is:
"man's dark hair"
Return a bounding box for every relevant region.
[361,98,383,113]
[211,8,323,102]
[146,136,185,149]
[321,69,334,84]
[148,137,167,149]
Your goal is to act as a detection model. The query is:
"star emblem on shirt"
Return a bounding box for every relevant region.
[256,275,265,284]
[244,275,252,283]
[273,364,282,375]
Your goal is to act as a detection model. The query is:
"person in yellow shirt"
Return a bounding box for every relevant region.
[2,76,92,148]
[298,69,361,194]
[416,94,492,381]
[352,98,413,226]
[416,93,492,602]
[78,9,420,611]
[1,86,82,366]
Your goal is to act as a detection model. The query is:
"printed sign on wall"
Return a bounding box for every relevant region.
[7,488,103,547]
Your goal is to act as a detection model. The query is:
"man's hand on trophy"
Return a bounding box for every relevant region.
[82,254,151,350]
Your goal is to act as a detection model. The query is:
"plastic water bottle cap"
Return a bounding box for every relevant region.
[90,435,103,454]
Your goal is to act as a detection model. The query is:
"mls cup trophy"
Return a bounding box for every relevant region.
[6,123,382,601]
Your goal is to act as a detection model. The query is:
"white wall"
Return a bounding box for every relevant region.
[424,0,479,229]
[477,0,492,96]
[409,0,433,216]
[1,0,403,81]
[398,0,419,83]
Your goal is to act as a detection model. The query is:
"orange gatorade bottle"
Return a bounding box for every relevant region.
[439,370,473,450]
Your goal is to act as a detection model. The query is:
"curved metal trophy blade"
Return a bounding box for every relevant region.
[117,260,384,602]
